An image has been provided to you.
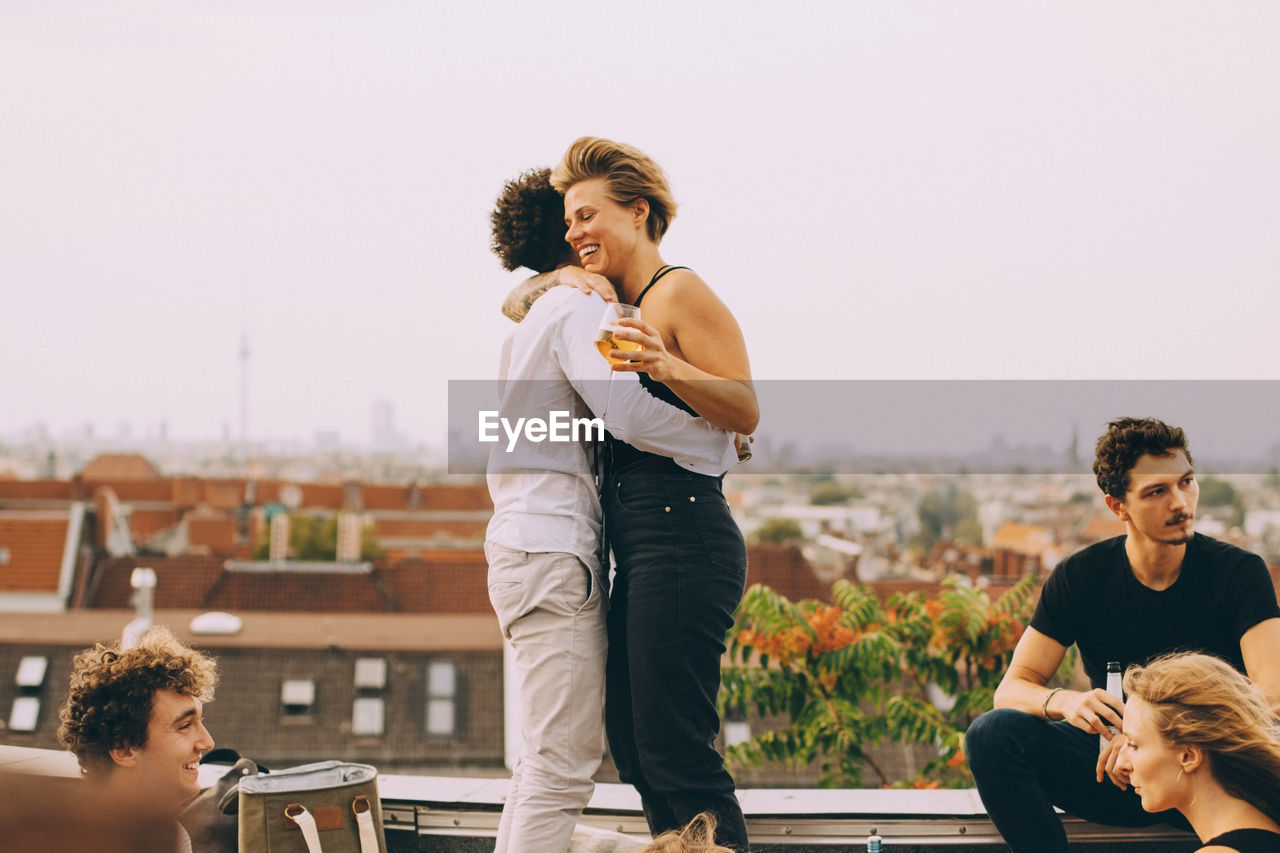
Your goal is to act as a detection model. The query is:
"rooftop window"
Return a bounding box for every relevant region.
[9,697,40,732]
[425,661,457,737]
[281,678,316,719]
[15,656,48,689]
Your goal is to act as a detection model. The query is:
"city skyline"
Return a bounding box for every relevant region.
[4,3,1279,448]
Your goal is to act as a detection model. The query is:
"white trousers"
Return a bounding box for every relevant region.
[486,543,607,853]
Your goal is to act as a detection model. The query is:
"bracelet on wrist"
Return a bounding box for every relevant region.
[1042,687,1065,720]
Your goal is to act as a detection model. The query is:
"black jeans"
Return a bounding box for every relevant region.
[604,462,750,851]
[966,709,1190,853]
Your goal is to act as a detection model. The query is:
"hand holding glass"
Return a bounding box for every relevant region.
[595,304,644,365]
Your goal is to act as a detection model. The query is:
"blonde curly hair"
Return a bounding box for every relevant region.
[1124,652,1280,826]
[58,626,218,778]
[640,813,734,853]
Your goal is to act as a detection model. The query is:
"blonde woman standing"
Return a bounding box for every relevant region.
[551,137,756,852]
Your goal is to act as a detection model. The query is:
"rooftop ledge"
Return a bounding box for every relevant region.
[1,745,1199,852]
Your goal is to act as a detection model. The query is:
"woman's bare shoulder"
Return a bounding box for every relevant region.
[643,267,727,311]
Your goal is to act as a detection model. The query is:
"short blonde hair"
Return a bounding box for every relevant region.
[551,137,677,243]
[58,626,218,778]
[1124,652,1280,825]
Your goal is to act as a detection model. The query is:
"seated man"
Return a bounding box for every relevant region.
[57,625,219,853]
[966,416,1280,853]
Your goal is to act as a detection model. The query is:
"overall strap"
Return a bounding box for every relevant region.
[633,265,690,308]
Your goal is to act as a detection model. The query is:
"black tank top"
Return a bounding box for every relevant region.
[609,265,698,473]
[1205,828,1280,852]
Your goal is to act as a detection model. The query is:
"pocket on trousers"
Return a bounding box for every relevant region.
[571,561,597,616]
[612,475,670,514]
[488,579,528,636]
[689,490,747,572]
[486,544,534,636]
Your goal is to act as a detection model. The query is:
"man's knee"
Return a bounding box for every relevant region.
[966,708,1043,770]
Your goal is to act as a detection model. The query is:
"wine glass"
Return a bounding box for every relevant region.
[595,304,643,365]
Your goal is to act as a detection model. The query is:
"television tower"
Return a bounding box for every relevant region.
[239,333,250,444]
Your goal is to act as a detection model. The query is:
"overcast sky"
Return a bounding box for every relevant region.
[3,2,1278,453]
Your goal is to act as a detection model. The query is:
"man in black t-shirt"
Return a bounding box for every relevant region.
[966,417,1280,853]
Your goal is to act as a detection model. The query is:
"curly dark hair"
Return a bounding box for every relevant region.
[1092,417,1193,500]
[489,167,571,274]
[58,626,218,778]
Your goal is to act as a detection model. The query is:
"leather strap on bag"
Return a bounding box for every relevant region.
[282,798,379,853]
[284,804,324,853]
[352,796,379,853]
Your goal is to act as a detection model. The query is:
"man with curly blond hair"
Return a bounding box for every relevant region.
[58,625,217,852]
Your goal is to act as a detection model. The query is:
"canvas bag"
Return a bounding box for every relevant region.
[237,761,385,853]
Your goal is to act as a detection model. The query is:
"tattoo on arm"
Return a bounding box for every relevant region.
[502,271,560,322]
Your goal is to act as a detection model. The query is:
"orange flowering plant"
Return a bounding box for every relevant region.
[720,573,1039,787]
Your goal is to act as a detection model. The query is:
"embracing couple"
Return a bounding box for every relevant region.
[483,137,758,852]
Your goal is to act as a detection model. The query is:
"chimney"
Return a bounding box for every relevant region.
[122,567,157,650]
[336,513,362,563]
[269,513,290,561]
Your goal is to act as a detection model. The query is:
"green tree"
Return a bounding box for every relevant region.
[952,518,984,546]
[252,514,382,561]
[810,481,863,506]
[1198,476,1246,528]
[1198,476,1237,507]
[752,517,804,545]
[720,573,1039,788]
[917,486,979,552]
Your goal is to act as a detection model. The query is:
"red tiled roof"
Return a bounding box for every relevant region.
[205,572,390,612]
[362,484,411,510]
[86,551,495,615]
[89,556,228,609]
[383,551,490,613]
[297,484,345,508]
[0,514,69,593]
[413,486,492,511]
[187,516,237,555]
[200,480,246,510]
[0,480,76,502]
[745,544,829,603]
[96,480,174,502]
[1079,513,1126,542]
[79,454,161,480]
[991,521,1053,556]
[129,508,182,543]
[373,518,488,539]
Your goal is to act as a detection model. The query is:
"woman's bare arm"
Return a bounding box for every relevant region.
[608,273,758,434]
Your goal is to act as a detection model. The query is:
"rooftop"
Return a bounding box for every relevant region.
[0,744,1200,852]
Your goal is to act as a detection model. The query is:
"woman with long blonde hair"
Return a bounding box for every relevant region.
[1117,653,1280,852]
